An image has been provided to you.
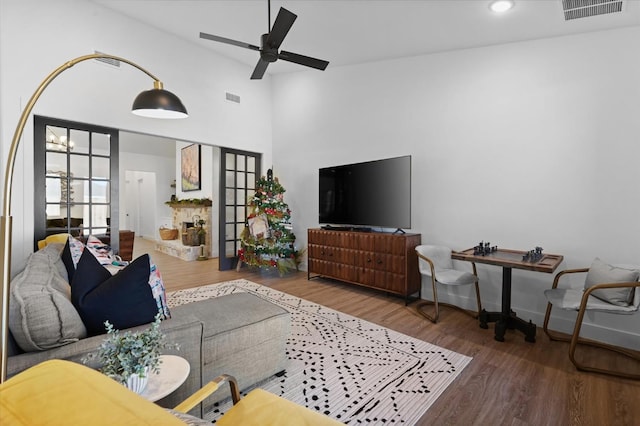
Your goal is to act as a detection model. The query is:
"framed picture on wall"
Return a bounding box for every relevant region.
[181,144,201,191]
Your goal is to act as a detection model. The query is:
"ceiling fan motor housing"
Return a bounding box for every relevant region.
[260,33,279,62]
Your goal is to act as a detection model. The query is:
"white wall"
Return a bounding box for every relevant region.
[272,27,640,349]
[175,142,219,257]
[0,0,272,271]
[123,170,157,238]
[120,154,174,237]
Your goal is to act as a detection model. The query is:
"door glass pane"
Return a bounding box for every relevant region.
[70,129,90,154]
[225,206,235,222]
[93,157,110,180]
[225,153,235,169]
[225,241,236,257]
[247,157,255,173]
[236,189,245,206]
[237,173,245,188]
[46,206,66,222]
[225,188,235,205]
[69,205,84,221]
[225,224,235,239]
[247,173,255,189]
[70,179,84,202]
[225,170,235,186]
[45,126,69,152]
[236,206,245,221]
[46,177,62,203]
[91,181,110,203]
[46,152,66,173]
[236,223,245,237]
[91,205,110,229]
[93,133,110,155]
[236,155,245,171]
[70,154,90,179]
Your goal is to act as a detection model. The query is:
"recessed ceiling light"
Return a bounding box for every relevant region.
[489,0,515,13]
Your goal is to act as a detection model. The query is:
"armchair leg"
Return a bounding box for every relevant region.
[174,374,241,414]
[416,277,440,323]
[544,303,640,380]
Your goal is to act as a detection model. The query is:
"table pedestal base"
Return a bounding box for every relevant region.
[479,266,536,343]
[479,309,536,342]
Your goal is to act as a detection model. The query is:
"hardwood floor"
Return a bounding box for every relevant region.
[136,237,640,426]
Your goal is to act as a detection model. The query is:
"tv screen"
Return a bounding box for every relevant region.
[319,155,411,230]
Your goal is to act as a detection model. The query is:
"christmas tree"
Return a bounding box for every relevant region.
[238,169,302,274]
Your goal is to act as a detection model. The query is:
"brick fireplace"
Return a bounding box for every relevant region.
[155,204,212,261]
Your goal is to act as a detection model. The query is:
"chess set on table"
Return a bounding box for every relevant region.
[473,241,545,263]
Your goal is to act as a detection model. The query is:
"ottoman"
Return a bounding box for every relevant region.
[179,292,290,408]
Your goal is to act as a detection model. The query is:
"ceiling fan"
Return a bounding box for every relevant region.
[199,0,329,79]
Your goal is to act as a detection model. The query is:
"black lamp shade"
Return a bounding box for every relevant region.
[132,88,188,119]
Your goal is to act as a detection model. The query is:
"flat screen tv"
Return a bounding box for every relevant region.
[319,155,411,230]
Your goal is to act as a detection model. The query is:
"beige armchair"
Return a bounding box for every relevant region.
[543,258,640,379]
[415,245,482,323]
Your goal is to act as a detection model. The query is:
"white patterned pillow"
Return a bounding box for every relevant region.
[68,235,84,267]
[85,235,114,265]
[149,257,170,319]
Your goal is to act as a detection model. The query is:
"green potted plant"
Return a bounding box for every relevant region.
[84,313,177,393]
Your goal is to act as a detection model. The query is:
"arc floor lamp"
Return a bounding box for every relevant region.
[0,53,188,382]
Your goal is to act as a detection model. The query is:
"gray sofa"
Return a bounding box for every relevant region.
[7,244,290,417]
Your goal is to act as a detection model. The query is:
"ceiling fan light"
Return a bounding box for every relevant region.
[131,84,188,119]
[489,0,514,13]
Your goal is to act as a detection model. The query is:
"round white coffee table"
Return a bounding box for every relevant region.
[139,355,190,402]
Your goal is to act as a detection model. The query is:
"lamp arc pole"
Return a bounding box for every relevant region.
[0,53,187,382]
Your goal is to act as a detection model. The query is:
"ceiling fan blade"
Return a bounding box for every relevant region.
[279,51,329,71]
[250,58,270,80]
[266,7,297,49]
[199,32,260,51]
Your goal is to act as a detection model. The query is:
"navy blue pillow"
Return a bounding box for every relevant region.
[61,238,75,282]
[70,251,158,336]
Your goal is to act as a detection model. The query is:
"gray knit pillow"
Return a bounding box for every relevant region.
[9,244,87,351]
[584,258,639,307]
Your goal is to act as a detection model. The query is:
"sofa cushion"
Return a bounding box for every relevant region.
[584,258,639,306]
[71,251,158,335]
[9,244,87,352]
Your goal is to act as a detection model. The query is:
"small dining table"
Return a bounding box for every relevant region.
[452,247,563,342]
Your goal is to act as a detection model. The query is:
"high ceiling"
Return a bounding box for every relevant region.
[94,0,640,77]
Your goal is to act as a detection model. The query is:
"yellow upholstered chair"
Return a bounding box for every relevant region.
[543,258,640,379]
[36,233,70,250]
[415,244,482,323]
[0,360,345,425]
[0,359,184,425]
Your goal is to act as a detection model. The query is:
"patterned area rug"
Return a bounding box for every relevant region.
[167,280,472,425]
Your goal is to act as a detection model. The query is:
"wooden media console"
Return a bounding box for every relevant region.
[307,228,422,301]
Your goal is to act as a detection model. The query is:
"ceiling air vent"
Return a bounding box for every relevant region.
[562,0,624,21]
[93,51,121,68]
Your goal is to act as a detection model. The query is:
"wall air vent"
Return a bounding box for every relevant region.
[93,51,121,68]
[562,0,624,21]
[226,92,241,103]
